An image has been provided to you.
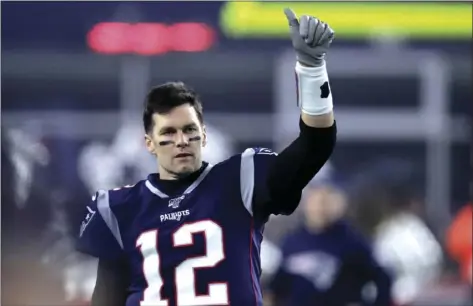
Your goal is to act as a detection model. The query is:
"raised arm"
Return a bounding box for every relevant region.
[252,10,337,218]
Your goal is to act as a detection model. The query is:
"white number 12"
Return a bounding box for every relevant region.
[136,220,229,306]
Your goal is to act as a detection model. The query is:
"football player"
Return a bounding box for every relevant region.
[76,9,337,306]
[269,183,392,306]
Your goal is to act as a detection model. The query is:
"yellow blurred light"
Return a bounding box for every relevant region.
[220,2,472,39]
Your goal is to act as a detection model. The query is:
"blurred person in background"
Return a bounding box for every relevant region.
[349,160,443,306]
[269,182,392,306]
[1,128,66,305]
[446,202,472,285]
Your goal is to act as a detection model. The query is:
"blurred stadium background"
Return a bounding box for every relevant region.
[1,2,471,306]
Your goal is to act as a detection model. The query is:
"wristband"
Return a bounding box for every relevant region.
[295,61,333,115]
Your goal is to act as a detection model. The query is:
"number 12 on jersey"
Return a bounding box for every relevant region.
[136,220,229,306]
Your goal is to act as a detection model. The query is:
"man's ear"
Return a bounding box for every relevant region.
[144,134,156,155]
[201,125,207,147]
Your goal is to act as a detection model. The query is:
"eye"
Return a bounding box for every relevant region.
[185,126,198,133]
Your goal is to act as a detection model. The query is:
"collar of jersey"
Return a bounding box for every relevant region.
[145,163,213,198]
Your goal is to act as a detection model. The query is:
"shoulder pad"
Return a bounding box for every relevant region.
[106,182,142,207]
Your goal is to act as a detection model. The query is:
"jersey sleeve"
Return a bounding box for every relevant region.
[75,190,125,260]
[239,147,279,218]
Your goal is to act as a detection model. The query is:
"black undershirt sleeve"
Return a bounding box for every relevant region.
[91,258,130,306]
[255,118,337,218]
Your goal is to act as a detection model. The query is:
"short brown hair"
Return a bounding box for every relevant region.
[143,82,203,133]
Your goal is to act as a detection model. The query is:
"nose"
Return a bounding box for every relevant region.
[175,131,189,147]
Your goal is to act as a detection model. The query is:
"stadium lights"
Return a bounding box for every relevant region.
[87,22,216,55]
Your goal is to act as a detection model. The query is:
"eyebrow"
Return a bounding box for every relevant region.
[158,123,198,134]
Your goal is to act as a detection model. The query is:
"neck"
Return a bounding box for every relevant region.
[160,171,188,181]
[159,162,205,181]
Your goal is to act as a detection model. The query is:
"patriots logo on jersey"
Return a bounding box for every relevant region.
[79,206,96,237]
[168,195,185,209]
[285,251,340,290]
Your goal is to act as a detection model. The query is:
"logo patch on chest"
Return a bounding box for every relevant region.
[168,195,185,209]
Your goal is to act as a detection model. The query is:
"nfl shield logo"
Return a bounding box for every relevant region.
[168,195,185,209]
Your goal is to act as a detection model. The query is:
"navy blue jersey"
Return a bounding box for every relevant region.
[76,148,280,306]
[270,221,391,306]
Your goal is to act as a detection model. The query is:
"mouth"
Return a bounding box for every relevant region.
[175,153,194,159]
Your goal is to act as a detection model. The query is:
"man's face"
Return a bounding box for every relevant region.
[303,185,347,229]
[145,104,206,179]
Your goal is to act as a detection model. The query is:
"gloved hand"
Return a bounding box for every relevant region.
[284,8,335,67]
